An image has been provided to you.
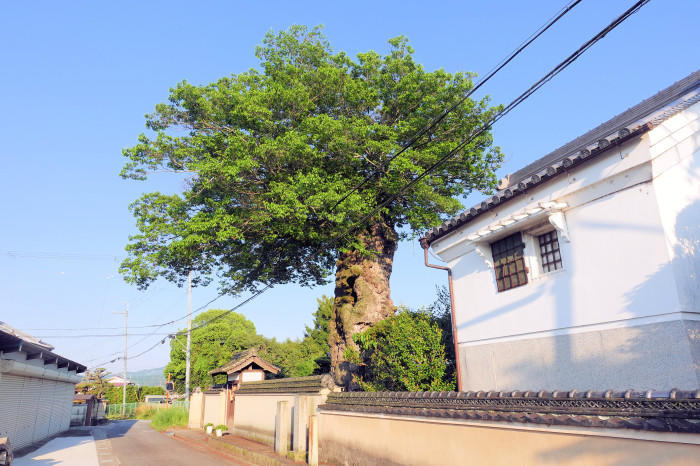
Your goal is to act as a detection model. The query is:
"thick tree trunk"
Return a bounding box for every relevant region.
[329,220,398,389]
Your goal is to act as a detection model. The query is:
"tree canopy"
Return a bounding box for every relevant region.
[119,25,502,294]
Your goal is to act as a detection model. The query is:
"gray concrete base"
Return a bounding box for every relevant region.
[459,319,700,391]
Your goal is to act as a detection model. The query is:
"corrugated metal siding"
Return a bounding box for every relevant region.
[0,374,76,449]
[0,374,25,445]
[33,378,54,442]
[14,376,41,449]
[45,377,61,436]
[49,381,68,436]
[58,382,74,432]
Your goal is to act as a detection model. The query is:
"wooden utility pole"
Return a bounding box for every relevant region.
[113,304,128,416]
[185,271,192,401]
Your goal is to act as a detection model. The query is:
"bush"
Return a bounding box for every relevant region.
[150,407,189,431]
[215,424,228,431]
[204,423,213,429]
[353,308,456,392]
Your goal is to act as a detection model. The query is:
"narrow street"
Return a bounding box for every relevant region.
[93,420,247,466]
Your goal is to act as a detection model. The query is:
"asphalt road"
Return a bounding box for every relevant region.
[96,420,246,466]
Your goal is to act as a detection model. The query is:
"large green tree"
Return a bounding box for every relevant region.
[120,26,502,386]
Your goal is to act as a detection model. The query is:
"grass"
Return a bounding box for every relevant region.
[135,404,159,419]
[150,407,189,431]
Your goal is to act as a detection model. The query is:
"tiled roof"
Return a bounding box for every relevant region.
[319,389,700,433]
[423,70,700,244]
[209,347,280,375]
[236,374,339,394]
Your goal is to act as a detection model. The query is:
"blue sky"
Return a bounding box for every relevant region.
[1,1,697,373]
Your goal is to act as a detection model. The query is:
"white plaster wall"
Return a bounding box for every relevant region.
[649,102,700,314]
[432,102,700,390]
[233,393,296,445]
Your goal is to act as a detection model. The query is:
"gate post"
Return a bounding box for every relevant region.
[275,400,290,455]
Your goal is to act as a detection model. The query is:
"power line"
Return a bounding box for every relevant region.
[34,332,174,338]
[79,292,227,367]
[2,251,120,261]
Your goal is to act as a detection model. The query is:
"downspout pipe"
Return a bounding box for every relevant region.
[419,237,462,392]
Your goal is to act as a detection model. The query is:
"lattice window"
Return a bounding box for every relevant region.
[491,232,528,292]
[538,230,562,272]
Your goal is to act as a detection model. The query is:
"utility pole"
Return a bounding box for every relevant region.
[113,304,128,417]
[185,271,192,401]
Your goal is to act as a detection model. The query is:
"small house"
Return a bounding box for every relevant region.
[209,348,280,390]
[422,71,700,392]
[106,375,132,387]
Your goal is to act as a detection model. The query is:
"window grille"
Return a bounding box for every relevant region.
[491,232,528,292]
[538,230,562,272]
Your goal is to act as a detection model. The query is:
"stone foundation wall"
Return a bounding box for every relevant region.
[459,319,700,392]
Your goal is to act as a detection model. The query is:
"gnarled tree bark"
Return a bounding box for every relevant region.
[329,220,398,388]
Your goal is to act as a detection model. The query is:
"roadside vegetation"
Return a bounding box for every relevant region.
[150,407,189,431]
[135,404,159,419]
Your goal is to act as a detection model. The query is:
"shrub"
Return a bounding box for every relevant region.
[204,423,213,429]
[150,407,189,431]
[353,308,456,392]
[215,424,228,431]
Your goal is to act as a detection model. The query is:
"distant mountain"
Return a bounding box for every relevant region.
[126,367,166,387]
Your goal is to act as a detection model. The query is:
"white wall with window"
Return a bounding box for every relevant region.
[428,94,699,392]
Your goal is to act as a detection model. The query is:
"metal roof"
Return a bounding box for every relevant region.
[0,321,87,373]
[423,70,700,245]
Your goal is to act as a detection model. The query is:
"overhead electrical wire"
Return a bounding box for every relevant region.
[87,0,648,369]
[80,292,228,365]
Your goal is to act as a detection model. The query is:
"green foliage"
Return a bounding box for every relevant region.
[140,385,166,397]
[119,25,502,298]
[258,295,333,377]
[428,285,456,383]
[215,424,228,431]
[353,306,455,392]
[103,384,165,404]
[104,384,139,404]
[150,407,189,431]
[204,423,213,429]
[165,300,332,389]
[76,368,111,398]
[165,309,262,391]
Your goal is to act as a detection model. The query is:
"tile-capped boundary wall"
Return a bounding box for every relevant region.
[320,390,700,433]
[318,390,700,465]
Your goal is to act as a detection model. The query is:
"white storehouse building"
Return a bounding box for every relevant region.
[0,322,86,450]
[422,71,700,392]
